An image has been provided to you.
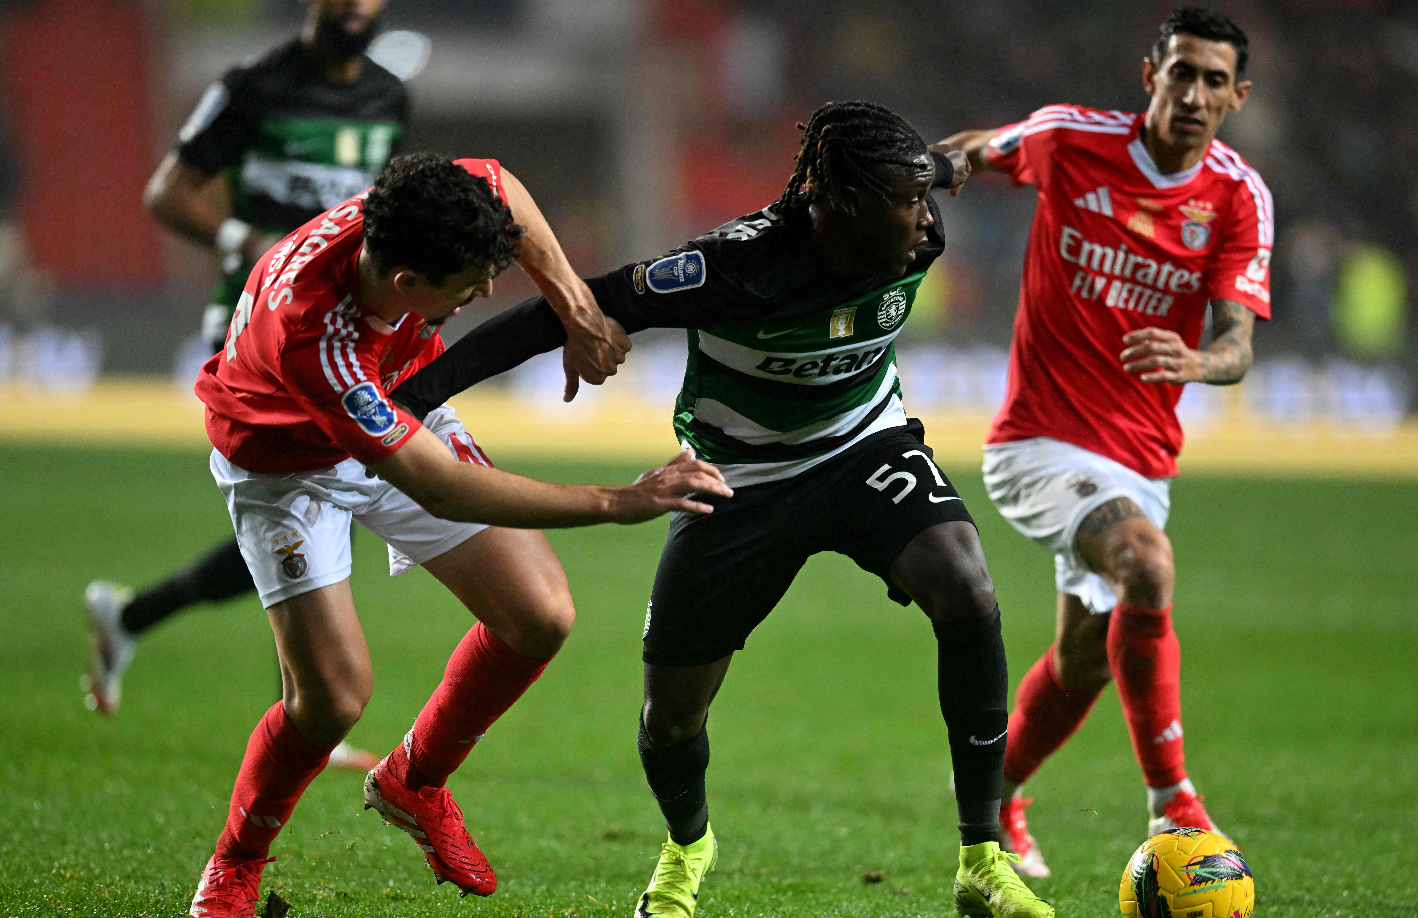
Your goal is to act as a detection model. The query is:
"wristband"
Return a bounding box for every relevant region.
[928,149,955,189]
[215,218,253,256]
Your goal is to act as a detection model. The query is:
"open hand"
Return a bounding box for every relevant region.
[1121,328,1204,384]
[613,449,733,522]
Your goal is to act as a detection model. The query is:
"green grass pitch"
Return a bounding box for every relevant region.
[1,443,1414,917]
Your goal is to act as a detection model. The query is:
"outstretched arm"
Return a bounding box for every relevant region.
[933,128,1005,176]
[369,425,730,526]
[393,241,746,419]
[1120,299,1256,386]
[501,168,630,400]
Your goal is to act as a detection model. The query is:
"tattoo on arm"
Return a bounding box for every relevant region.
[1200,299,1254,385]
[1076,497,1147,541]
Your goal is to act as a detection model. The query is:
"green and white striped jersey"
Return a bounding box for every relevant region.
[395,200,947,487]
[175,39,408,314]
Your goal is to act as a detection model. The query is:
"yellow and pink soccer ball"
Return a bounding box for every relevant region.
[1120,827,1254,917]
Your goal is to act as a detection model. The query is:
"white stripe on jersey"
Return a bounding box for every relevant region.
[1205,143,1274,247]
[1022,119,1132,138]
[1026,106,1134,128]
[694,362,900,445]
[319,297,362,393]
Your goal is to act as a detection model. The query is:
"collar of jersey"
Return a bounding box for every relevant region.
[1127,134,1204,190]
[363,311,406,335]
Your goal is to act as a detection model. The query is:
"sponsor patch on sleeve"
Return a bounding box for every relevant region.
[341,381,398,436]
[380,422,410,447]
[645,250,706,294]
[990,124,1024,156]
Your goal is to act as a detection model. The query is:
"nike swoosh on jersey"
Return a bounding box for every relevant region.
[756,328,798,339]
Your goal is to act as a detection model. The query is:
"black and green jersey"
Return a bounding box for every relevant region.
[175,38,408,316]
[394,199,947,486]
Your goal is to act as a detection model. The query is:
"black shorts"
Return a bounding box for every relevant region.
[642,419,975,666]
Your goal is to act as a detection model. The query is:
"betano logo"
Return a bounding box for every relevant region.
[755,345,888,380]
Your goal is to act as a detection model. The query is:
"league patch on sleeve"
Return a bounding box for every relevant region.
[645,250,706,294]
[341,381,398,436]
[990,124,1024,156]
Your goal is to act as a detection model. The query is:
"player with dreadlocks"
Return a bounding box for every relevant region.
[393,101,1053,918]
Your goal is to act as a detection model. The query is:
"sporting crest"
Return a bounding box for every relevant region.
[877,288,908,330]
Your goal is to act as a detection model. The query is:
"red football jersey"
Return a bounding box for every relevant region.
[195,158,504,474]
[985,105,1272,478]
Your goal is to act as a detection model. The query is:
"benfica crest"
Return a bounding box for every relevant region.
[274,538,308,580]
[1179,199,1217,250]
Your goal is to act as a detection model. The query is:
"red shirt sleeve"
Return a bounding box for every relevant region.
[453,158,504,203]
[1204,176,1273,319]
[985,106,1067,190]
[277,302,421,466]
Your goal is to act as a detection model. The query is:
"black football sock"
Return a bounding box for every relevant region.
[120,539,255,636]
[638,714,711,846]
[933,605,1010,847]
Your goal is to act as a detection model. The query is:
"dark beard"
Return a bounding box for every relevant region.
[313,13,381,60]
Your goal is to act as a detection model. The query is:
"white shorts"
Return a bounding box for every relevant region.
[211,406,490,608]
[981,437,1170,614]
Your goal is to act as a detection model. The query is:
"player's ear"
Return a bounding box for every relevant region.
[1142,56,1157,95]
[390,268,421,294]
[1229,79,1253,112]
[833,184,862,217]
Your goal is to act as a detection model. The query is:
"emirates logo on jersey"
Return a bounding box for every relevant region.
[877,288,908,330]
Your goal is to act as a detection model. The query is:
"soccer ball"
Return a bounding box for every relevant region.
[1119,827,1254,918]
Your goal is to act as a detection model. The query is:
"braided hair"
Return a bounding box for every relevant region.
[774,101,928,216]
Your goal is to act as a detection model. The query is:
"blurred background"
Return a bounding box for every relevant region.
[1,0,1416,461]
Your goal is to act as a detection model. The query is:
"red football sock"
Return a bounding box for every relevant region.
[1003,645,1105,785]
[391,622,552,790]
[216,702,334,861]
[1107,602,1187,788]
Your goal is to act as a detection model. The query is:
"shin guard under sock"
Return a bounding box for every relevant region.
[121,539,254,635]
[1003,646,1105,785]
[1107,602,1187,788]
[216,702,334,861]
[638,716,710,846]
[933,606,1009,846]
[394,623,551,790]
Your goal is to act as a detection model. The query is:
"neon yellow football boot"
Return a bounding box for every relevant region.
[954,841,1055,917]
[634,825,718,918]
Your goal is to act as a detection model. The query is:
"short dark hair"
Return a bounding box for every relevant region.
[362,152,523,286]
[1154,7,1249,79]
[775,101,927,215]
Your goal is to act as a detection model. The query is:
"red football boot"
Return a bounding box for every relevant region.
[999,796,1051,878]
[1149,789,1232,843]
[363,757,497,896]
[188,854,275,918]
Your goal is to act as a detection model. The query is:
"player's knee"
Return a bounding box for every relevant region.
[641,698,705,748]
[1108,530,1174,607]
[918,567,997,629]
[287,684,369,747]
[497,581,576,658]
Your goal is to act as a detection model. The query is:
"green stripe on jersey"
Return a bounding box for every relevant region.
[673,269,926,468]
